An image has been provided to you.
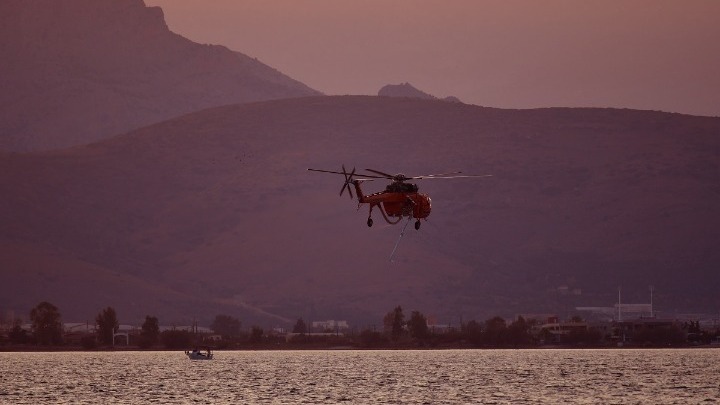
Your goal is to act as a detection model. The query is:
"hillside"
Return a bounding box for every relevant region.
[0,0,320,152]
[1,96,719,327]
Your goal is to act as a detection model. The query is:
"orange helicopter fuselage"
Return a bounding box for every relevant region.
[353,181,432,221]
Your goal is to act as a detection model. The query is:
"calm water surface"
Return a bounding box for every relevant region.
[1,349,719,404]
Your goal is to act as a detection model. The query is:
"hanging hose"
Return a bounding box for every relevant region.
[389,217,413,262]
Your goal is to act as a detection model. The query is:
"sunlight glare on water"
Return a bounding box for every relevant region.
[1,349,719,404]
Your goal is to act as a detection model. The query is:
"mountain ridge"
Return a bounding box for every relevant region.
[378,82,461,103]
[0,0,320,152]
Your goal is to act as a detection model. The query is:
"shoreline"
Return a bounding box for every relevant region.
[2,344,718,353]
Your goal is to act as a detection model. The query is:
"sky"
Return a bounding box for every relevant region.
[144,0,720,117]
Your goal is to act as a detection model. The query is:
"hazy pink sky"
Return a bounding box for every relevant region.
[145,0,720,116]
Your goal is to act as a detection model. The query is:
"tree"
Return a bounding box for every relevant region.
[293,318,307,334]
[30,301,63,345]
[565,326,602,346]
[483,316,507,346]
[632,324,686,346]
[210,314,241,338]
[139,315,160,348]
[8,318,29,344]
[358,328,386,348]
[407,311,429,341]
[250,326,264,344]
[383,306,405,341]
[80,335,97,350]
[161,329,192,349]
[95,307,119,345]
[506,316,532,346]
[463,320,483,346]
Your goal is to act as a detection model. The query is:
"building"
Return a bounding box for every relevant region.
[534,320,589,344]
[311,320,349,332]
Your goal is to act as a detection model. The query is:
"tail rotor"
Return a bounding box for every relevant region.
[340,165,355,199]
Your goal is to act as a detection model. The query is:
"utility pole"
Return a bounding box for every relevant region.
[618,286,622,322]
[649,285,654,318]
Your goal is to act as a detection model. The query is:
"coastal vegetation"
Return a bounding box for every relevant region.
[1,302,719,351]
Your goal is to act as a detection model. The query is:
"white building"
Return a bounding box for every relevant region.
[311,320,349,331]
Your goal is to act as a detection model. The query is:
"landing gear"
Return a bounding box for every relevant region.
[367,218,373,227]
[414,220,421,230]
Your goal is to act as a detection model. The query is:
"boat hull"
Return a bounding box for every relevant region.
[185,350,213,360]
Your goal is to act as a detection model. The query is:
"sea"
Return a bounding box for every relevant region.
[1,349,718,404]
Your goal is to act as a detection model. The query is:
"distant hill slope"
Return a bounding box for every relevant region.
[1,96,719,326]
[0,0,320,152]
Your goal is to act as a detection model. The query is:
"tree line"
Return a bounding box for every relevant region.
[3,301,716,349]
[1,301,258,349]
[354,305,548,348]
[3,301,162,348]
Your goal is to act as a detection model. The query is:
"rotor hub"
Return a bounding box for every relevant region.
[392,173,409,182]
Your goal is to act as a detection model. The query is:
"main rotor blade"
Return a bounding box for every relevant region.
[364,169,395,178]
[308,168,387,179]
[310,168,491,180]
[411,174,493,180]
[410,171,463,178]
[308,168,349,176]
[364,169,486,180]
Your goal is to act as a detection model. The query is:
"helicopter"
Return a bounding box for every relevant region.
[307,165,490,230]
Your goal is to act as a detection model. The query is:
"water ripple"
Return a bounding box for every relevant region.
[1,349,719,404]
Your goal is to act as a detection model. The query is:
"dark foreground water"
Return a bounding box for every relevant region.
[1,349,719,404]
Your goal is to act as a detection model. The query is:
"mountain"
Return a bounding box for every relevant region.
[379,82,461,103]
[0,0,320,152]
[1,96,719,327]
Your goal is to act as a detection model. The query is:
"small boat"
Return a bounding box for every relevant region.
[185,348,213,360]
